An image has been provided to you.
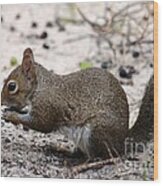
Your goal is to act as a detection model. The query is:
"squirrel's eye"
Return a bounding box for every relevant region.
[7,80,18,94]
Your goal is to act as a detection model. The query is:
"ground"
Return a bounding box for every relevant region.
[0,2,154,180]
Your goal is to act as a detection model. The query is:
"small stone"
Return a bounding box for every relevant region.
[55,18,65,32]
[10,26,16,32]
[143,16,149,21]
[132,51,140,58]
[31,21,38,28]
[126,65,137,74]
[5,138,11,143]
[119,66,132,79]
[59,26,65,32]
[1,121,5,127]
[43,174,50,178]
[15,14,21,20]
[101,62,108,69]
[46,21,53,28]
[40,31,48,39]
[23,126,29,131]
[119,48,124,55]
[106,7,111,11]
[43,43,50,49]
[119,65,137,79]
[101,60,112,69]
[1,16,3,23]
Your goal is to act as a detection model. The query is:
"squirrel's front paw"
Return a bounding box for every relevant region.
[2,111,20,125]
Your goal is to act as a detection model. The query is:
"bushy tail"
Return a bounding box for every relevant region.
[127,75,154,142]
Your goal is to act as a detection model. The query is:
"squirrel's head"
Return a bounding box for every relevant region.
[1,48,37,111]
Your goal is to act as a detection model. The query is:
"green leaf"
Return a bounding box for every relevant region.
[79,60,93,70]
[142,170,147,181]
[10,57,18,67]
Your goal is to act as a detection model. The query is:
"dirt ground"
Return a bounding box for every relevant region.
[0,2,154,180]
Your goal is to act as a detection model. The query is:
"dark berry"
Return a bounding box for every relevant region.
[43,43,50,49]
[119,66,132,79]
[40,31,48,39]
[132,51,140,58]
[31,22,38,28]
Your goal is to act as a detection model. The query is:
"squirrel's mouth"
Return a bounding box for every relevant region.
[3,106,29,114]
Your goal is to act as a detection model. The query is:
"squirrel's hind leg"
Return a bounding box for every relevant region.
[86,113,128,159]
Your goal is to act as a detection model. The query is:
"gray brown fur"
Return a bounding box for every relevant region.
[128,76,154,142]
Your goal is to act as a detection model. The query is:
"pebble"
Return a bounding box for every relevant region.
[119,66,130,78]
[1,16,3,23]
[132,51,140,58]
[143,16,149,21]
[15,14,21,20]
[119,48,124,55]
[55,18,65,32]
[43,43,50,49]
[10,26,16,32]
[1,121,5,127]
[31,21,38,28]
[18,134,23,138]
[23,126,29,131]
[5,137,11,143]
[119,65,137,79]
[40,31,48,39]
[101,60,112,69]
[46,21,53,28]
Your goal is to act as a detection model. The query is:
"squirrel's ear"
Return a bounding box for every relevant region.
[23,48,34,58]
[21,48,35,79]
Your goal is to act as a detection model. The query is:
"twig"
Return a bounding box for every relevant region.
[71,158,118,174]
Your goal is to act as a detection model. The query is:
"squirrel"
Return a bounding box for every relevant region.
[1,48,153,159]
[127,75,154,143]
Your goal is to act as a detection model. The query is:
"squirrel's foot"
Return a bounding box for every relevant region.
[2,111,20,125]
[2,106,32,127]
[51,142,75,155]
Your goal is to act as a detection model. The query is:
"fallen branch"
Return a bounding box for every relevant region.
[71,158,119,174]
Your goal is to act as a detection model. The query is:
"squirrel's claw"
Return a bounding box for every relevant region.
[2,110,20,125]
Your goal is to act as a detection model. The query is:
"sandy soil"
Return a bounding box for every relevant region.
[0,2,154,180]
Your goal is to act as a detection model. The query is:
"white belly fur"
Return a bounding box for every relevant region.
[59,124,91,157]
